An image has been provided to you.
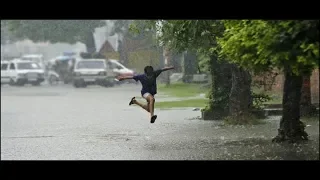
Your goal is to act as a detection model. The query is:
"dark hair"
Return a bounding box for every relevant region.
[144,66,154,75]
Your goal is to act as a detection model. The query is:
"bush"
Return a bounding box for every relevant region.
[252,92,272,110]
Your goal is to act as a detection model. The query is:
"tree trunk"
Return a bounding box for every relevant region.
[84,31,96,54]
[183,51,197,83]
[158,46,164,68]
[300,75,317,117]
[229,65,252,119]
[202,55,232,120]
[272,67,308,143]
[172,53,182,73]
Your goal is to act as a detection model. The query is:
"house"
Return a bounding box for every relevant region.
[99,36,161,73]
[99,40,116,54]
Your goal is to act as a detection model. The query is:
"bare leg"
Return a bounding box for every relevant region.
[133,99,150,112]
[146,95,155,118]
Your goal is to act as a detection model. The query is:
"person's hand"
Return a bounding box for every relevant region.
[117,76,124,81]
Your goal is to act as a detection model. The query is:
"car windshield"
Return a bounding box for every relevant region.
[17,62,41,70]
[21,57,41,62]
[108,61,125,69]
[76,61,105,69]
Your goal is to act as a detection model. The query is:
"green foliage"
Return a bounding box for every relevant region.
[112,20,157,45]
[158,82,208,98]
[1,20,16,44]
[197,53,210,73]
[156,99,208,109]
[130,20,224,55]
[109,20,131,36]
[6,20,105,44]
[218,20,319,75]
[252,93,272,110]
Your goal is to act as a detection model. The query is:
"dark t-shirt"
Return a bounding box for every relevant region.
[133,69,162,96]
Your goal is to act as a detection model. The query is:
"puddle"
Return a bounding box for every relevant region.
[3,136,55,139]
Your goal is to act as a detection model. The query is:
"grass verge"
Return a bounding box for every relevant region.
[156,98,208,109]
[158,83,209,98]
[301,115,319,122]
[252,87,282,104]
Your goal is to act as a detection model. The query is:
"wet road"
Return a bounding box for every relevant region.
[1,84,319,160]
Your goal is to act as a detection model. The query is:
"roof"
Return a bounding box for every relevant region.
[12,59,34,63]
[21,54,43,58]
[78,59,105,62]
[55,56,74,61]
[99,40,116,54]
[108,59,119,62]
[123,37,153,52]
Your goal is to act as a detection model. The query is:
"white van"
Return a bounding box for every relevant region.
[73,59,115,88]
[107,59,137,84]
[21,54,44,68]
[1,59,45,86]
[1,60,10,84]
[107,59,135,77]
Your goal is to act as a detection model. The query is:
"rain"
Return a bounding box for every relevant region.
[1,20,319,160]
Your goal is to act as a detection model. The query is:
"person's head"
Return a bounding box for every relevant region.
[144,66,154,76]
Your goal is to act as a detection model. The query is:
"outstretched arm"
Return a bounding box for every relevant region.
[117,76,134,81]
[161,66,174,72]
[154,66,175,78]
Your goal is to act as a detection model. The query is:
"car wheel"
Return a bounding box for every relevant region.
[108,82,114,87]
[9,78,16,86]
[103,81,113,87]
[73,81,80,88]
[31,81,40,86]
[17,82,25,86]
[49,75,58,85]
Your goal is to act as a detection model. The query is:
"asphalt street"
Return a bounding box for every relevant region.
[1,83,319,160]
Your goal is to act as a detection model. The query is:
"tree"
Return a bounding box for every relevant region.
[1,20,17,45]
[109,20,134,66]
[1,21,9,44]
[218,20,319,142]
[110,20,158,66]
[6,20,106,53]
[182,51,198,83]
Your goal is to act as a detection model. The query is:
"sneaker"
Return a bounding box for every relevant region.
[129,97,135,106]
[150,115,157,123]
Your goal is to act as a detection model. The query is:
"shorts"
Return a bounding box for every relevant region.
[142,92,154,99]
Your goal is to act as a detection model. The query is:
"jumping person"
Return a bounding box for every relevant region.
[117,66,174,123]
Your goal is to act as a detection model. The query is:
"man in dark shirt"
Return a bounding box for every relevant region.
[118,65,174,123]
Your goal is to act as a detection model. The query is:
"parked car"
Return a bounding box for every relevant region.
[1,59,45,86]
[1,60,10,85]
[21,54,45,70]
[107,59,137,84]
[73,59,115,88]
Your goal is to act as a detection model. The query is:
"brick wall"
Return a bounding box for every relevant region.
[270,69,319,104]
